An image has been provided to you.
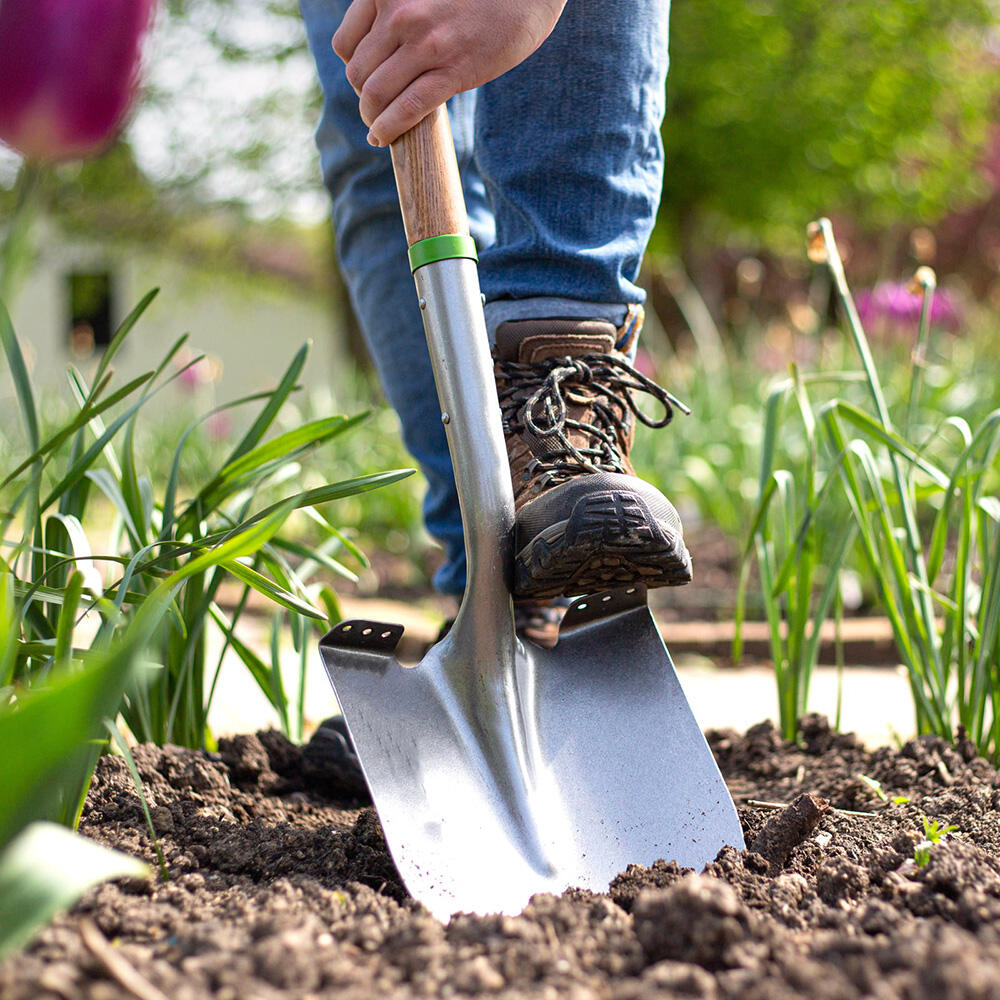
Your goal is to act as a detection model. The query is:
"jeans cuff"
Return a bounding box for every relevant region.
[483,298,629,345]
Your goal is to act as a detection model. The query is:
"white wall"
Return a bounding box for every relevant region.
[2,219,350,423]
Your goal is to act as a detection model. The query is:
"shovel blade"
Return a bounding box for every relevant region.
[319,591,744,921]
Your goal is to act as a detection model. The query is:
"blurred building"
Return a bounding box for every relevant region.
[3,213,351,421]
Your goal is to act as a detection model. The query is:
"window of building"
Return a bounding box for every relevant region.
[68,272,113,358]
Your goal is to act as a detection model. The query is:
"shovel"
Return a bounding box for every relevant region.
[319,107,745,922]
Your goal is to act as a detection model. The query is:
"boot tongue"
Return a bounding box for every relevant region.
[494,318,617,363]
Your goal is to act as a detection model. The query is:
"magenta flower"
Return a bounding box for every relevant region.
[0,0,156,161]
[855,281,961,338]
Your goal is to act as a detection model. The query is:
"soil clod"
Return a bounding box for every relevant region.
[749,792,829,871]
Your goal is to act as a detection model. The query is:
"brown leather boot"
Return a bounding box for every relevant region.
[494,318,692,600]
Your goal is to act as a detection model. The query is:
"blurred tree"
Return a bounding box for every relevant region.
[658,0,999,263]
[133,0,324,221]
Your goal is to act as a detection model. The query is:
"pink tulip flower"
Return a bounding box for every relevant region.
[0,0,157,161]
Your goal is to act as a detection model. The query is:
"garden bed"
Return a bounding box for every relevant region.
[4,716,1000,999]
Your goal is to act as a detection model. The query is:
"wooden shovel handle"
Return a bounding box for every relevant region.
[390,106,469,246]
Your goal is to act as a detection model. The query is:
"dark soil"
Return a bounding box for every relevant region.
[5,715,1000,1000]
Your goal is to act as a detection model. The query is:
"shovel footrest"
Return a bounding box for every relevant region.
[323,620,404,654]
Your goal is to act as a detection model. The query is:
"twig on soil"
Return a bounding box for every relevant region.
[746,799,877,817]
[79,920,171,1000]
[750,794,829,872]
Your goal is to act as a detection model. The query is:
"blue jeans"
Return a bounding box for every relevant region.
[300,0,669,595]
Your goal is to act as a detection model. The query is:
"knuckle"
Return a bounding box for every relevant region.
[345,61,364,90]
[396,87,427,121]
[386,0,426,31]
[360,80,387,114]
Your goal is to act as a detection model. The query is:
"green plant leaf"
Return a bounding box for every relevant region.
[222,342,309,467]
[0,372,155,490]
[188,413,370,523]
[207,605,289,726]
[0,298,39,453]
[0,646,140,847]
[90,288,159,387]
[0,821,148,960]
[220,558,325,620]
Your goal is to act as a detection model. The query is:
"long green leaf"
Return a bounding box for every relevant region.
[53,571,84,669]
[207,604,288,726]
[140,471,413,574]
[91,288,159,387]
[159,388,279,539]
[221,342,309,467]
[0,822,148,961]
[220,558,325,620]
[0,646,140,847]
[0,372,154,489]
[827,400,949,487]
[188,412,370,523]
[0,298,39,452]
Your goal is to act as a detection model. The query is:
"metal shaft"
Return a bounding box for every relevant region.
[413,257,518,667]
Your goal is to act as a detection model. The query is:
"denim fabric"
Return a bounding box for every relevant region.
[300,0,669,594]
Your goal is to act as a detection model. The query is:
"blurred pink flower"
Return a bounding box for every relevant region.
[175,350,222,391]
[855,281,960,338]
[0,0,157,161]
[205,411,232,442]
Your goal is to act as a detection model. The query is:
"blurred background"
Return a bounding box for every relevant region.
[2,0,999,609]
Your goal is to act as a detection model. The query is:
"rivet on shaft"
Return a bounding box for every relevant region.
[419,298,427,310]
[441,412,451,424]
[481,294,486,305]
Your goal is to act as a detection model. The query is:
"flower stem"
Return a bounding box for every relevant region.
[0,160,43,306]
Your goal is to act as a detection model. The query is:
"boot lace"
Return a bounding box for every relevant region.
[496,353,689,487]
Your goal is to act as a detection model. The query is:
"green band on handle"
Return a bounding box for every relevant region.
[408,234,478,272]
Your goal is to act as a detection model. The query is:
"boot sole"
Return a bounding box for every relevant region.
[513,489,693,600]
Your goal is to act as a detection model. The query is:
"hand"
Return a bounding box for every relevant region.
[333,0,566,147]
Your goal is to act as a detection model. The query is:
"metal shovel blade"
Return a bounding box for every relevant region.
[318,109,744,921]
[319,584,744,922]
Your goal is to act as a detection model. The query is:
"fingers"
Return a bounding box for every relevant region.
[357,43,448,132]
[344,26,401,100]
[332,0,375,63]
[366,68,455,146]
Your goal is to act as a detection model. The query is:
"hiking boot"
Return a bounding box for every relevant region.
[513,595,572,648]
[494,318,692,600]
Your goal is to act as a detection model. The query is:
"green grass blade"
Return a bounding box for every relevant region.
[207,604,289,729]
[0,646,140,846]
[0,372,154,490]
[91,288,159,387]
[222,342,309,466]
[0,821,149,961]
[269,536,360,583]
[0,565,17,688]
[53,571,84,670]
[189,413,370,521]
[103,722,169,881]
[159,389,278,539]
[0,298,39,452]
[220,558,325,620]
[85,469,144,550]
[829,400,949,487]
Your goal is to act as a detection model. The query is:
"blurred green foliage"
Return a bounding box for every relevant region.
[659,0,999,256]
